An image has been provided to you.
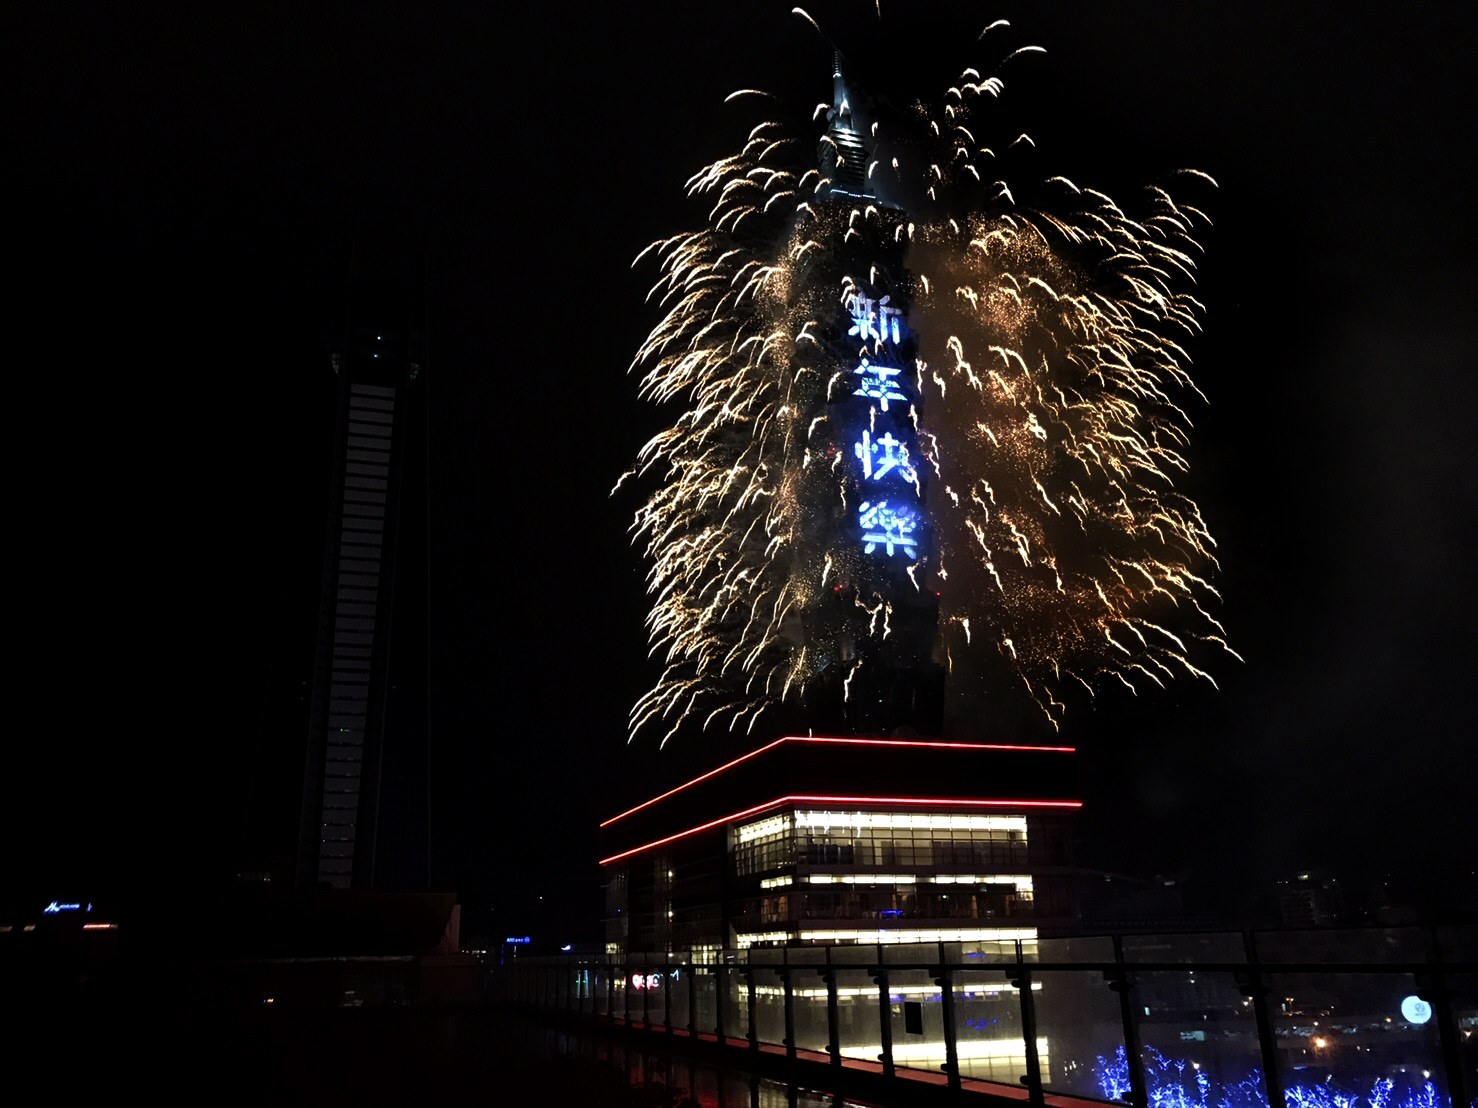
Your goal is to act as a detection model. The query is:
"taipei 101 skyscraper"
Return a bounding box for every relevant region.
[807,52,945,738]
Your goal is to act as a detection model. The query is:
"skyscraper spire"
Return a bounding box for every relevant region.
[822,51,869,198]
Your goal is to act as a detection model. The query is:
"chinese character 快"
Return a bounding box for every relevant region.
[854,429,915,483]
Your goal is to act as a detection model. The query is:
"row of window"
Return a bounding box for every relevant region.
[736,837,1030,874]
[735,889,1032,924]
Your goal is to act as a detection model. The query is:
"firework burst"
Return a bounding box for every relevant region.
[620,14,1236,745]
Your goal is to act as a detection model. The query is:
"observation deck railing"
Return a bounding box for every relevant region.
[487,927,1476,1107]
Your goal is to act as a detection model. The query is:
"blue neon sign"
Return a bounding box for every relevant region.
[859,500,920,558]
[854,429,915,483]
[841,292,923,562]
[853,359,906,411]
[847,295,904,346]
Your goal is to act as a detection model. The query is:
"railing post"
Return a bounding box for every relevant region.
[744,969,758,1050]
[664,953,673,1033]
[1239,932,1284,1108]
[642,962,651,1027]
[935,963,961,1091]
[824,956,842,1068]
[715,963,728,1043]
[1109,936,1148,1108]
[1013,963,1045,1106]
[624,962,634,1024]
[1415,967,1469,1108]
[781,968,797,1059]
[607,956,616,1024]
[688,959,699,1036]
[873,967,895,1079]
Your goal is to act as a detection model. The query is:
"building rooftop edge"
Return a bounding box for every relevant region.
[600,736,1076,831]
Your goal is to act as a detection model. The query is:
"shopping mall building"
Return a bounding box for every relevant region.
[600,736,1081,957]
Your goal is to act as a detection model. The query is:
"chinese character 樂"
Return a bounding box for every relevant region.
[859,500,920,558]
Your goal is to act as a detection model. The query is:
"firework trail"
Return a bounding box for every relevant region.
[620,13,1236,745]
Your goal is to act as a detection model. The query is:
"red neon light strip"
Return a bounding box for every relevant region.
[598,739,787,828]
[793,737,1074,754]
[599,794,1083,866]
[788,795,1083,809]
[599,735,1074,828]
[600,797,792,865]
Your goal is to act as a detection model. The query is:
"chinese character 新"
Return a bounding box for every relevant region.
[847,295,903,346]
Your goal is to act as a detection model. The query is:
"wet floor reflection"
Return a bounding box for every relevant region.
[509,1017,872,1107]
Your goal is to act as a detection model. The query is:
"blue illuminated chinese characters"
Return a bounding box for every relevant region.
[853,358,906,411]
[859,500,919,558]
[854,430,915,483]
[843,291,922,561]
[848,295,904,346]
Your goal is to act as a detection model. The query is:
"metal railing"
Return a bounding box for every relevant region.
[488,928,1477,1107]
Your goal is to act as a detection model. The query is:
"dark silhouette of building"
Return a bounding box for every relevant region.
[296,248,430,890]
[1277,870,1345,927]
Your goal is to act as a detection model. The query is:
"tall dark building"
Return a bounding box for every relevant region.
[297,250,430,890]
[809,55,945,738]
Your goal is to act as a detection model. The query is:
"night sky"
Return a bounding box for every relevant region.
[10,2,1475,939]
